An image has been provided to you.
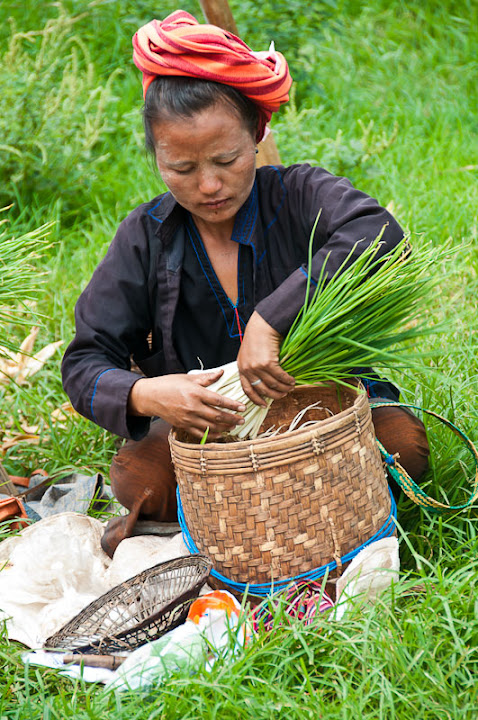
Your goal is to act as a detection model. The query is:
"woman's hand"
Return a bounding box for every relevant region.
[127,370,246,440]
[237,311,295,406]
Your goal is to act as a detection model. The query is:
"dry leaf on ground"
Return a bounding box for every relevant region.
[1,432,40,453]
[50,402,78,424]
[0,328,63,385]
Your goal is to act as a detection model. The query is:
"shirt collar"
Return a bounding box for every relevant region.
[231,179,258,247]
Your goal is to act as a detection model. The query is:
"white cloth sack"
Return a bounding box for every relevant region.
[0,512,192,647]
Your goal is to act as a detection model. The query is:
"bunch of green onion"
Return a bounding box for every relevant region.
[279,234,434,383]
[197,232,437,441]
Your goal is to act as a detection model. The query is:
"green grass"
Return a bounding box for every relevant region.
[1,0,478,716]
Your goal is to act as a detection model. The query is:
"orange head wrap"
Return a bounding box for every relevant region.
[132,10,292,142]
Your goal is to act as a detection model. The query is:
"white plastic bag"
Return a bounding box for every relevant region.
[333,537,400,620]
[107,590,248,692]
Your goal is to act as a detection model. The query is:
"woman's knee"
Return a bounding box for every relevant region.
[371,401,430,481]
[110,419,178,521]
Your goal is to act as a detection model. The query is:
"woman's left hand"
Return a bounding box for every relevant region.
[237,311,295,406]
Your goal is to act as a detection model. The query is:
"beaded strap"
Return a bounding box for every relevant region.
[371,402,478,511]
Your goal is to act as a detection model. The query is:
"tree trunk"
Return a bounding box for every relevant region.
[198,0,282,167]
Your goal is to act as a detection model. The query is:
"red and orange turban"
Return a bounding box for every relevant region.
[132,10,292,142]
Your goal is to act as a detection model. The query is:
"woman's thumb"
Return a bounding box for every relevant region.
[192,368,224,386]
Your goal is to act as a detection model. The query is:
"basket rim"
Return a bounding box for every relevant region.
[170,384,368,455]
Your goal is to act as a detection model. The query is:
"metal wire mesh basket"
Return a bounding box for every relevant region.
[45,555,212,654]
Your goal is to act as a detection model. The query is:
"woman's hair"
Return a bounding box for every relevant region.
[143,76,259,152]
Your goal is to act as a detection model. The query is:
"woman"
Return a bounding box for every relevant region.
[62,11,429,556]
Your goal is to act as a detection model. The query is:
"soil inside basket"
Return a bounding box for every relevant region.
[259,384,358,435]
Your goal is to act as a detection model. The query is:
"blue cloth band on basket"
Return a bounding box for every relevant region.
[176,486,397,597]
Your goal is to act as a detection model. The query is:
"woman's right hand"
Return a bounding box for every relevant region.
[127,370,246,440]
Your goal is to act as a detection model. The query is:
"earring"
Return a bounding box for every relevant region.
[255,148,259,154]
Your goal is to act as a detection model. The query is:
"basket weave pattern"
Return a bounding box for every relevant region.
[170,385,390,584]
[45,555,212,654]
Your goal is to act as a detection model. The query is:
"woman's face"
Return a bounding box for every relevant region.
[152,102,257,229]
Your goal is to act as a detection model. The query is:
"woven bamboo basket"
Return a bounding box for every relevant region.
[170,384,391,586]
[45,555,212,654]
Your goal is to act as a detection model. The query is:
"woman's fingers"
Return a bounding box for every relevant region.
[256,368,295,395]
[184,407,244,439]
[190,371,247,414]
[237,310,295,404]
[173,393,245,435]
[201,404,244,429]
[179,376,247,433]
[128,373,245,433]
[240,374,268,407]
[240,365,295,405]
[166,402,244,436]
[191,368,224,386]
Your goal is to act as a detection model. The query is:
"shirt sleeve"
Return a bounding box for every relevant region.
[254,164,405,336]
[61,208,154,440]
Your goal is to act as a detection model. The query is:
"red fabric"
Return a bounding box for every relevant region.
[0,496,29,531]
[132,10,292,141]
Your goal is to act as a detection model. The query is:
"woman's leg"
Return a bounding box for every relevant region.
[101,419,177,557]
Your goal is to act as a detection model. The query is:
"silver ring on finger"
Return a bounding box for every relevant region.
[250,379,262,387]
